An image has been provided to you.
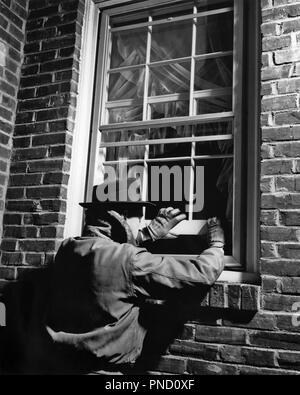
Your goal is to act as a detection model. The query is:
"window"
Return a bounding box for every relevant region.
[84,0,260,275]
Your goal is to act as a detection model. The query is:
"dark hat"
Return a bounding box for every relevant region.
[79,179,157,216]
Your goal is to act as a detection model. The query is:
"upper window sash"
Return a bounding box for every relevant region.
[99,2,235,131]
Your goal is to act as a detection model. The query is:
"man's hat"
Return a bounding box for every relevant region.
[79,178,157,216]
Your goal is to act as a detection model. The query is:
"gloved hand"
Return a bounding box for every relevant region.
[136,207,186,244]
[207,217,225,248]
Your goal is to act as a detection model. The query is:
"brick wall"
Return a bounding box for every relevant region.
[1,0,300,375]
[0,0,28,241]
[0,0,85,281]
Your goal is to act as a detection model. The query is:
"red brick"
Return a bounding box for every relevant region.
[261,226,300,242]
[262,94,298,112]
[261,259,300,277]
[275,48,300,65]
[249,331,300,351]
[3,213,22,225]
[276,313,300,333]
[155,356,186,374]
[273,142,300,157]
[223,312,277,331]
[227,284,241,310]
[262,193,300,209]
[210,284,226,308]
[262,35,291,51]
[278,243,300,259]
[261,64,293,81]
[6,200,41,212]
[0,266,17,280]
[238,365,299,375]
[24,212,65,226]
[282,19,300,33]
[13,147,48,160]
[278,78,300,94]
[281,210,300,226]
[241,285,260,311]
[275,111,300,125]
[19,239,58,252]
[275,176,295,192]
[43,172,69,185]
[262,276,281,293]
[1,252,23,266]
[279,277,300,294]
[40,199,67,212]
[262,4,300,22]
[261,159,294,175]
[187,359,238,375]
[26,185,66,199]
[261,241,278,258]
[1,239,18,251]
[24,253,44,266]
[195,326,247,345]
[261,210,279,226]
[169,340,219,361]
[32,132,67,146]
[10,173,42,186]
[277,351,300,370]
[263,294,300,312]
[261,176,274,192]
[27,159,69,173]
[40,226,64,238]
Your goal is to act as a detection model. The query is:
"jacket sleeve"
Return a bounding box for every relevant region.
[130,246,225,299]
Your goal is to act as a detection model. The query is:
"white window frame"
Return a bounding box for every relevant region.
[65,0,260,284]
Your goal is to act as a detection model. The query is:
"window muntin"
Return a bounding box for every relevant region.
[90,0,244,267]
[103,3,234,126]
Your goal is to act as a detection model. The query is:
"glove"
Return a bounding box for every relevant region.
[136,207,186,244]
[207,217,225,248]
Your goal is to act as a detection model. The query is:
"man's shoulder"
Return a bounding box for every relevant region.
[59,236,141,256]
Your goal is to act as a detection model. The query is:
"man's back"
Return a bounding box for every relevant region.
[46,237,145,365]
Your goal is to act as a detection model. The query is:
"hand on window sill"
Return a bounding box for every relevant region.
[136,207,187,245]
[207,217,225,249]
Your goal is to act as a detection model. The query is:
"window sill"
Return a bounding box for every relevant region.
[217,270,259,284]
[145,273,261,312]
[146,281,260,312]
[204,280,261,312]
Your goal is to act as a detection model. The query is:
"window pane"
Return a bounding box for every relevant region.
[101,129,149,144]
[100,122,233,145]
[192,158,233,219]
[149,62,191,96]
[148,160,190,212]
[152,3,193,21]
[100,141,146,162]
[193,158,233,255]
[149,142,191,159]
[196,11,233,55]
[151,20,193,62]
[108,69,145,101]
[110,29,147,69]
[108,106,143,124]
[196,95,232,115]
[150,101,189,119]
[194,121,232,137]
[195,139,233,156]
[194,56,233,90]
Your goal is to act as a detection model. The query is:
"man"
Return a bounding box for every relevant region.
[40,192,225,374]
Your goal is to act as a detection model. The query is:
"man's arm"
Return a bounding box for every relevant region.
[131,246,224,299]
[131,216,225,299]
